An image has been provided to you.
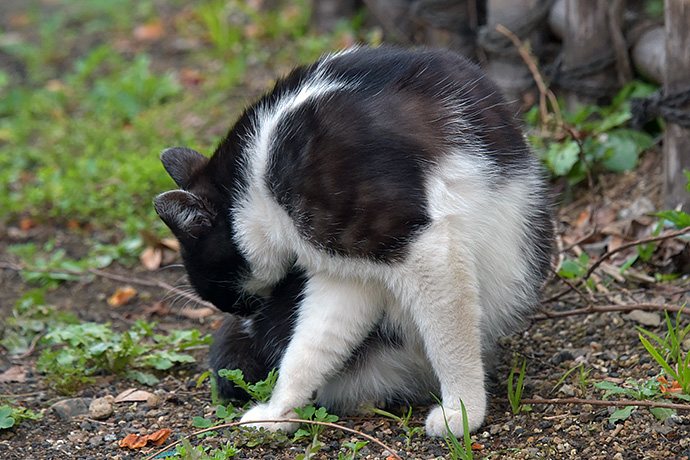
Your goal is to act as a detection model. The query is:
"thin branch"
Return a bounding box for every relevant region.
[0,261,217,311]
[581,227,690,286]
[533,303,690,320]
[142,418,402,460]
[499,397,690,412]
[495,23,563,130]
[543,227,690,304]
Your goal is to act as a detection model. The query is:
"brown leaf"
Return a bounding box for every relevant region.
[10,13,31,27]
[133,19,164,41]
[119,433,148,449]
[179,306,216,319]
[0,366,26,383]
[107,286,137,307]
[141,246,163,271]
[179,68,205,87]
[19,217,36,231]
[147,428,173,445]
[119,429,173,449]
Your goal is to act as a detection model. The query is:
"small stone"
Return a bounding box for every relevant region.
[51,398,93,421]
[625,310,661,327]
[146,393,163,409]
[618,196,655,220]
[89,396,114,420]
[559,384,576,397]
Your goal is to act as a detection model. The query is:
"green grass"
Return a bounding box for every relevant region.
[0,0,374,250]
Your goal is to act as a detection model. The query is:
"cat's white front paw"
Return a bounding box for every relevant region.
[424,404,485,438]
[240,403,300,433]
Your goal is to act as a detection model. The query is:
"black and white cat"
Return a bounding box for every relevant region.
[154,46,554,437]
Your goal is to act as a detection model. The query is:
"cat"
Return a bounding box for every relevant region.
[153,46,554,437]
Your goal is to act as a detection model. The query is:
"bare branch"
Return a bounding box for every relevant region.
[142,418,402,460]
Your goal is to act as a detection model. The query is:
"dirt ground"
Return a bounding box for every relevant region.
[2,152,690,460]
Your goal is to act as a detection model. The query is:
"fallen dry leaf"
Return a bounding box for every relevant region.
[19,217,36,231]
[140,246,163,271]
[0,366,26,383]
[114,388,155,403]
[147,428,173,445]
[120,429,173,449]
[179,68,205,87]
[133,19,164,41]
[107,286,137,307]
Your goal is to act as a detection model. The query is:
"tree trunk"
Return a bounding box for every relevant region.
[663,0,690,211]
[560,0,624,107]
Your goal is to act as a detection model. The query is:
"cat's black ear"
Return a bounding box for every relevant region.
[153,190,217,242]
[160,147,208,189]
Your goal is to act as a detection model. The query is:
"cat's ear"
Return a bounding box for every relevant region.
[160,147,208,189]
[153,190,217,241]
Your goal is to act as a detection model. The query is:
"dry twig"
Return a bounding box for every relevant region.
[500,397,690,412]
[533,302,690,320]
[142,418,402,460]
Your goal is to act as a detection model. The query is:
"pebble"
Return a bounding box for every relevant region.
[51,398,93,421]
[146,393,163,409]
[625,310,661,327]
[89,396,114,420]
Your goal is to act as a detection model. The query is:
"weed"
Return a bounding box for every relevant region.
[594,375,690,423]
[7,238,142,288]
[338,441,369,460]
[364,406,423,448]
[0,404,43,430]
[173,437,241,459]
[527,81,658,186]
[217,368,278,404]
[433,396,474,460]
[638,306,690,394]
[36,319,211,394]
[557,252,596,289]
[1,289,79,355]
[553,363,592,397]
[507,354,531,415]
[293,405,339,459]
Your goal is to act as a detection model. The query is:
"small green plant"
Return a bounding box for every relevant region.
[0,289,79,354]
[7,238,142,288]
[433,396,475,460]
[528,81,658,186]
[594,375,689,423]
[638,306,690,394]
[192,403,239,431]
[364,406,423,448]
[36,319,212,394]
[338,441,369,460]
[0,404,43,430]
[173,437,241,459]
[217,368,278,404]
[507,354,531,415]
[292,405,339,460]
[553,363,592,397]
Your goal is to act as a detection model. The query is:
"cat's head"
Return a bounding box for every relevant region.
[153,147,251,315]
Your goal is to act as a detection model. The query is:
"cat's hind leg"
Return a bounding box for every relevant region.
[395,219,487,438]
[239,272,386,432]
